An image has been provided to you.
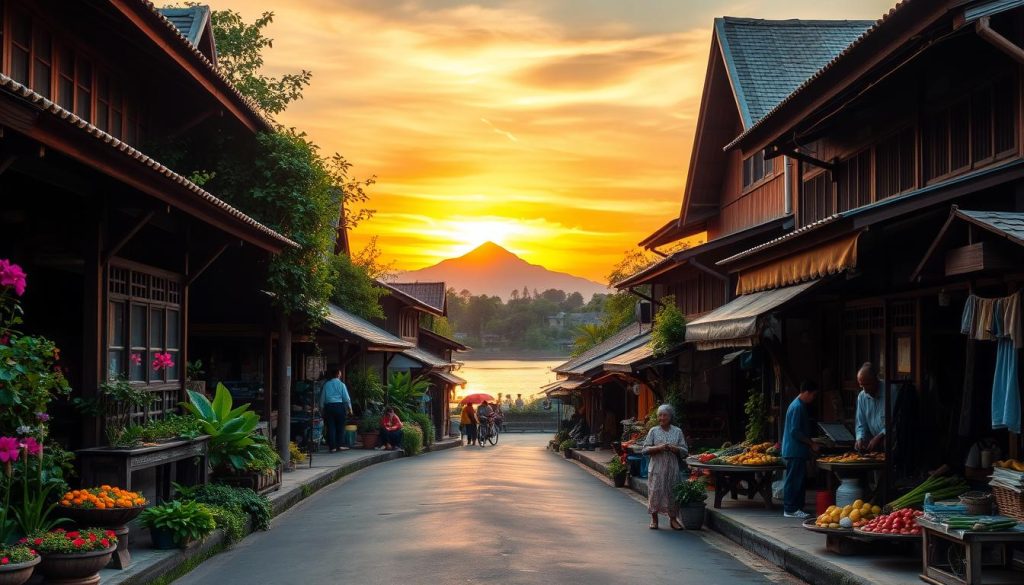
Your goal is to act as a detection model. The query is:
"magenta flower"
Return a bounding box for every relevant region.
[0,437,21,463]
[36,412,50,423]
[0,259,27,296]
[21,437,42,457]
[151,352,175,371]
[130,353,142,366]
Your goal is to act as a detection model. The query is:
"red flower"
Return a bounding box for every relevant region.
[0,558,8,565]
[105,530,116,538]
[54,528,66,533]
[66,531,79,539]
[28,550,35,556]
[88,533,97,542]
[72,539,85,548]
[33,538,42,546]
[17,538,26,544]
[100,538,110,547]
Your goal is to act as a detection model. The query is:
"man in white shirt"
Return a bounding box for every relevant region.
[854,362,886,452]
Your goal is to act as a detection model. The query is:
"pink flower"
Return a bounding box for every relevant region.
[0,335,8,346]
[100,538,110,547]
[21,437,42,456]
[1,557,8,565]
[0,259,27,296]
[0,437,20,463]
[35,412,49,422]
[151,352,175,371]
[72,538,84,548]
[130,353,142,366]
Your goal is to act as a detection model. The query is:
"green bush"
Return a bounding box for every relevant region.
[651,295,686,356]
[672,479,708,506]
[401,423,423,455]
[559,439,576,452]
[139,501,216,547]
[174,483,272,531]
[406,412,434,447]
[205,504,246,543]
[182,383,264,473]
[606,457,628,478]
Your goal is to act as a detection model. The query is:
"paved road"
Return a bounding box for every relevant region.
[177,435,792,585]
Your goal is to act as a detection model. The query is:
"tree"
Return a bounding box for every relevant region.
[651,296,686,356]
[541,289,567,304]
[330,252,386,321]
[562,291,584,311]
[207,9,312,114]
[570,249,656,355]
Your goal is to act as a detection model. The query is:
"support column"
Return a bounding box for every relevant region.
[82,209,105,446]
[276,311,292,466]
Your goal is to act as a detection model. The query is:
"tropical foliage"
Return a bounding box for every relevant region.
[139,501,216,547]
[182,384,273,473]
[386,371,429,416]
[650,296,686,356]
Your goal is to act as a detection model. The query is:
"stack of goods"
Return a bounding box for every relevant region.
[941,516,1020,532]
[814,499,881,529]
[990,459,1024,521]
[817,452,885,463]
[858,508,923,536]
[724,442,781,466]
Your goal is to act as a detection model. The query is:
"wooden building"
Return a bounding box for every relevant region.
[0,1,297,451]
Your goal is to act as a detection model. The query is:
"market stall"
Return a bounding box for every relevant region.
[687,442,784,509]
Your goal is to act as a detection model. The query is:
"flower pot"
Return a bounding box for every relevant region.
[678,502,706,530]
[613,471,627,488]
[60,505,144,570]
[562,448,572,459]
[37,546,116,585]
[149,527,177,550]
[359,431,379,449]
[0,556,40,585]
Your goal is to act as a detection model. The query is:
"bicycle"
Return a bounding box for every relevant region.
[478,417,499,446]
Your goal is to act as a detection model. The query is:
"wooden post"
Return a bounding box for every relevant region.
[263,322,273,423]
[276,311,292,466]
[82,209,106,446]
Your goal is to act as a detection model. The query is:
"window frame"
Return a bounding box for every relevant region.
[741,149,775,192]
[106,261,183,385]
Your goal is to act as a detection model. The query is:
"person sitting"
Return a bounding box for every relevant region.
[376,407,404,451]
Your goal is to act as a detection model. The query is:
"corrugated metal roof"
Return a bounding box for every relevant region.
[717,215,842,266]
[389,282,446,315]
[158,6,210,47]
[432,371,467,386]
[956,210,1024,246]
[0,74,297,250]
[553,323,650,374]
[717,17,873,128]
[322,304,412,350]
[963,0,1024,24]
[603,343,654,371]
[563,331,652,376]
[686,280,819,348]
[725,1,915,150]
[402,346,451,369]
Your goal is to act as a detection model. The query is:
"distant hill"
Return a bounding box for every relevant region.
[398,242,608,300]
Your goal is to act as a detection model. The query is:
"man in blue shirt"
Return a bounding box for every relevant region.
[319,365,352,453]
[782,380,820,518]
[854,362,886,452]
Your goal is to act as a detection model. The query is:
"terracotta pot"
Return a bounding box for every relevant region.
[0,555,40,585]
[37,545,116,585]
[562,448,572,459]
[359,431,379,449]
[678,502,706,530]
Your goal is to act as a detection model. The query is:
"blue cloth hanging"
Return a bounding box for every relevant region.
[991,298,1021,433]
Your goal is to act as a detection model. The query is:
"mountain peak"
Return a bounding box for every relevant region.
[461,241,517,260]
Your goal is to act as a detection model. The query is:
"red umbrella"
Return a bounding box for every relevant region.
[459,393,494,405]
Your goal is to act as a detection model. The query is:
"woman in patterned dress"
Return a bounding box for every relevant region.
[641,404,688,529]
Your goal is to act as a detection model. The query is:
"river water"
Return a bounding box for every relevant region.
[455,357,567,404]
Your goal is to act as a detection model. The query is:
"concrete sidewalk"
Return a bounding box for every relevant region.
[566,447,920,585]
[101,438,460,585]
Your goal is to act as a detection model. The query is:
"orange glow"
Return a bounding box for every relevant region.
[213,1,897,280]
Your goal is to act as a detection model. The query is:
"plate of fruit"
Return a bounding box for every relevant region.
[853,507,923,538]
[811,500,882,531]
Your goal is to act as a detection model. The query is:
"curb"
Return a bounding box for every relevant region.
[110,438,462,585]
[562,448,871,585]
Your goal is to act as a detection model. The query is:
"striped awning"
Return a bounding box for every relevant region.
[736,233,859,295]
[685,280,818,349]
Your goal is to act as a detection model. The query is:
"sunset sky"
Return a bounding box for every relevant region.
[217,0,895,281]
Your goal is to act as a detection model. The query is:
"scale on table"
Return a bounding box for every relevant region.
[817,422,855,448]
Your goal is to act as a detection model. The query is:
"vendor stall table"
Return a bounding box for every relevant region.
[688,460,783,509]
[816,460,886,503]
[918,517,1024,585]
[77,436,210,503]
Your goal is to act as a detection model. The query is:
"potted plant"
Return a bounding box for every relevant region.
[185,360,207,397]
[673,478,708,530]
[58,486,147,569]
[0,544,40,585]
[31,528,117,584]
[559,439,576,458]
[358,416,380,450]
[607,457,628,487]
[138,501,216,549]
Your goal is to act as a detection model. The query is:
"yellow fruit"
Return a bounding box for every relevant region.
[852,499,864,509]
[826,505,836,513]
[871,505,882,515]
[828,523,840,529]
[861,503,872,513]
[850,510,861,522]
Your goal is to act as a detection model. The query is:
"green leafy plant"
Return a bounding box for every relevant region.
[400,424,423,455]
[174,483,272,531]
[386,371,429,415]
[0,543,38,564]
[288,441,307,465]
[744,388,767,444]
[607,457,628,478]
[346,367,383,415]
[139,501,216,547]
[181,383,262,473]
[245,442,281,474]
[204,504,246,544]
[139,415,202,442]
[357,416,380,433]
[186,360,205,381]
[651,295,686,356]
[672,479,708,506]
[559,439,576,452]
[29,528,117,554]
[406,412,434,448]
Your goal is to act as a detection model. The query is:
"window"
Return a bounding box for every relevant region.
[75,57,92,122]
[32,28,51,97]
[107,264,182,383]
[400,310,418,339]
[875,127,915,199]
[56,45,74,110]
[742,150,774,189]
[799,171,833,226]
[836,150,871,212]
[9,9,30,85]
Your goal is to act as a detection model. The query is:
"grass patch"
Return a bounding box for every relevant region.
[147,542,227,585]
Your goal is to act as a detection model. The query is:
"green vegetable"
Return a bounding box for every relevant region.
[887,476,968,511]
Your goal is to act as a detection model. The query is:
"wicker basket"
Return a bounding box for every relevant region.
[959,491,993,516]
[991,485,1024,521]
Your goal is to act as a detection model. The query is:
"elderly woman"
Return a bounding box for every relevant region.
[641,404,688,530]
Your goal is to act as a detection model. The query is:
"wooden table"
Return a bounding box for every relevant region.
[918,517,1024,585]
[816,460,886,503]
[688,460,784,509]
[76,436,210,502]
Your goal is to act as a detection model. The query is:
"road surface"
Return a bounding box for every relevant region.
[176,434,796,584]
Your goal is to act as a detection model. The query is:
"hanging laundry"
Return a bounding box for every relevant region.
[961,292,1022,434]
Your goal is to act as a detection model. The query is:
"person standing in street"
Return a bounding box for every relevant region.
[641,404,688,530]
[320,365,352,453]
[460,403,478,445]
[782,380,820,518]
[515,394,525,409]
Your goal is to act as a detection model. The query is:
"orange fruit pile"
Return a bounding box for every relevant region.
[60,486,146,509]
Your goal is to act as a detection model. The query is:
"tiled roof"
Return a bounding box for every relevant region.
[380,281,446,316]
[725,1,914,149]
[418,328,469,351]
[956,209,1024,246]
[565,331,652,376]
[717,17,874,127]
[322,304,413,350]
[717,214,841,266]
[133,1,272,131]
[603,343,654,371]
[158,6,211,48]
[0,74,297,250]
[402,346,451,369]
[553,323,651,375]
[389,282,447,315]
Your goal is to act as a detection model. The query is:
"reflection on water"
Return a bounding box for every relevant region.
[456,358,567,403]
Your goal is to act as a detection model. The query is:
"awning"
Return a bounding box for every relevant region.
[736,233,859,295]
[603,344,654,373]
[431,370,467,387]
[401,346,450,369]
[685,280,818,349]
[541,379,583,396]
